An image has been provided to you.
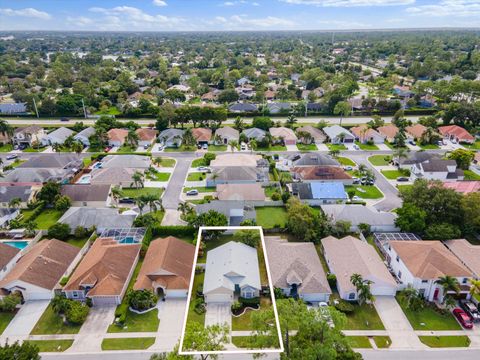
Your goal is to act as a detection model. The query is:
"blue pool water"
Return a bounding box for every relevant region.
[118,237,138,244]
[77,175,91,184]
[3,241,29,250]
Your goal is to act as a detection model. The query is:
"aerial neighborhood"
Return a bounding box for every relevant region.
[1,23,480,360]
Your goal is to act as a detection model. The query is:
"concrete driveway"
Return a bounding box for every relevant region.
[374,296,424,349]
[205,303,231,329]
[2,300,50,337]
[162,157,192,209]
[285,144,298,152]
[153,299,187,350]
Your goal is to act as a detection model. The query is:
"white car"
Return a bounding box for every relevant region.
[352,196,361,201]
[186,189,199,196]
[241,143,247,151]
[344,166,353,171]
[197,166,211,172]
[202,144,208,150]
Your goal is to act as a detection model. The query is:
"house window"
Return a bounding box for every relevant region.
[419,289,425,296]
[421,280,428,284]
[396,255,399,262]
[462,278,468,284]
[348,293,355,300]
[398,271,402,279]
[72,292,78,298]
[243,291,253,299]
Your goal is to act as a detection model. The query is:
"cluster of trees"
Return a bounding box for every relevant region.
[395,179,480,240]
[51,296,90,325]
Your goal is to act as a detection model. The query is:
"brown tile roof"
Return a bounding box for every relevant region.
[64,238,140,297]
[444,239,480,278]
[292,166,352,181]
[0,239,80,290]
[0,243,20,269]
[216,183,266,201]
[135,128,158,141]
[296,126,326,142]
[377,124,399,139]
[265,237,331,295]
[134,237,195,291]
[210,154,261,168]
[351,125,383,142]
[438,125,475,142]
[442,181,480,194]
[192,128,212,142]
[389,240,472,279]
[269,127,297,141]
[107,128,128,142]
[406,124,427,139]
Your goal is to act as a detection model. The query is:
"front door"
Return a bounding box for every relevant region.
[433,288,439,301]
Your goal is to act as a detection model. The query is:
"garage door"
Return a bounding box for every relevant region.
[92,296,118,306]
[372,286,397,297]
[205,294,232,303]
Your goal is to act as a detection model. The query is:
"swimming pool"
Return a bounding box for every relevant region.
[77,174,91,184]
[3,241,29,250]
[118,237,138,244]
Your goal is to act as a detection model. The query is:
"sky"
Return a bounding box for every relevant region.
[0,0,480,32]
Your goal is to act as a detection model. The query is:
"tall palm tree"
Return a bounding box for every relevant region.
[8,197,21,210]
[328,149,340,158]
[249,139,257,153]
[436,275,460,303]
[178,202,193,216]
[152,157,162,167]
[52,143,61,152]
[111,186,122,205]
[71,141,83,157]
[126,129,139,148]
[135,197,146,215]
[139,193,163,213]
[0,120,13,144]
[233,116,245,131]
[131,171,145,189]
[393,147,410,168]
[350,273,363,288]
[228,140,238,152]
[286,114,297,128]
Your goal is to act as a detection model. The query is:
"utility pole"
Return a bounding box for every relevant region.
[32,98,39,118]
[81,98,87,119]
[332,32,335,45]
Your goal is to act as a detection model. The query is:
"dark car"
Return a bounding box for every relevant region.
[60,117,70,122]
[397,177,409,182]
[119,197,135,204]
[6,154,18,160]
[453,308,473,329]
[460,300,480,322]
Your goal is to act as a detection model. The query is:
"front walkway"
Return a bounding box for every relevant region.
[2,300,50,337]
[161,209,186,226]
[374,296,425,349]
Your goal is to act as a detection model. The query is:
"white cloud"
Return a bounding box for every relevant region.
[152,0,168,6]
[406,0,480,17]
[317,19,371,28]
[0,7,51,19]
[280,0,414,6]
[208,14,295,29]
[220,0,260,6]
[66,16,93,26]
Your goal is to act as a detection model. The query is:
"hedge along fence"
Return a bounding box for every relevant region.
[149,225,197,244]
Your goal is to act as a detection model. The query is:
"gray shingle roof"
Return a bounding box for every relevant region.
[18,154,82,169]
[0,186,32,203]
[101,155,151,169]
[0,103,27,114]
[321,205,397,227]
[59,207,135,230]
[292,153,339,167]
[60,185,111,202]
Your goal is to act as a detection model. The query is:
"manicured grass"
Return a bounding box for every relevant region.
[31,304,82,335]
[117,146,138,153]
[26,340,74,352]
[419,143,439,150]
[207,145,228,152]
[327,143,347,151]
[95,106,121,116]
[397,184,413,192]
[337,157,356,166]
[297,143,317,151]
[65,236,90,248]
[232,297,271,331]
[464,141,480,150]
[346,336,372,348]
[264,185,281,198]
[355,141,379,151]
[374,336,391,348]
[0,312,15,335]
[187,272,205,325]
[257,145,287,152]
[23,147,46,152]
[419,336,470,348]
[0,144,13,152]
[232,336,253,348]
[101,337,155,350]
[191,158,207,167]
[345,185,383,199]
[148,172,171,181]
[381,169,410,180]
[9,159,26,168]
[107,309,159,333]
[256,207,287,229]
[368,155,392,166]
[183,186,216,193]
[257,244,269,285]
[187,172,207,181]
[164,145,196,152]
[33,209,65,229]
[396,293,461,330]
[120,187,164,198]
[343,303,385,330]
[153,157,176,167]
[464,170,480,180]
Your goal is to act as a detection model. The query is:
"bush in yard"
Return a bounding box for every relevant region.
[240,219,256,226]
[334,299,355,314]
[0,341,40,360]
[194,298,206,315]
[239,297,260,307]
[51,295,71,314]
[281,192,291,203]
[203,152,216,165]
[327,274,337,289]
[37,181,61,205]
[271,192,281,201]
[273,287,287,300]
[127,290,158,311]
[48,223,71,240]
[231,301,242,313]
[0,293,21,312]
[66,301,89,325]
[74,226,88,239]
[235,229,260,247]
[54,195,71,212]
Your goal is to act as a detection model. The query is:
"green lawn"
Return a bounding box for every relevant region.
[107,309,159,333]
[464,170,480,180]
[95,106,121,116]
[183,187,216,193]
[101,337,155,351]
[120,187,164,198]
[164,145,196,152]
[0,144,13,152]
[368,155,392,166]
[345,185,383,199]
[23,147,46,152]
[419,143,439,150]
[333,294,385,331]
[0,312,15,335]
[32,209,65,229]
[419,336,470,348]
[232,297,271,331]
[297,143,317,151]
[397,184,413,192]
[337,157,356,166]
[207,145,227,152]
[147,172,171,181]
[327,143,347,151]
[346,336,372,348]
[264,185,281,198]
[31,304,82,335]
[374,336,391,348]
[26,340,74,352]
[381,169,410,180]
[187,172,207,181]
[355,141,379,151]
[153,157,176,167]
[256,207,287,229]
[257,145,287,152]
[464,141,480,150]
[396,293,461,330]
[191,158,207,167]
[117,146,138,153]
[187,272,205,325]
[65,236,90,248]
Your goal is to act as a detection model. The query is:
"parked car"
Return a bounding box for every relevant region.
[353,144,360,150]
[397,177,409,182]
[60,117,70,122]
[6,154,18,160]
[453,308,473,329]
[119,197,135,204]
[202,144,208,150]
[197,144,202,149]
[344,166,353,171]
[143,144,149,149]
[352,177,360,184]
[460,301,480,322]
[241,143,247,151]
[186,189,199,196]
[104,146,112,152]
[352,196,361,201]
[197,166,211,172]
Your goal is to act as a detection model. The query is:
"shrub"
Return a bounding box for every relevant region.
[151,225,196,239]
[127,290,158,311]
[66,301,89,325]
[59,277,70,286]
[203,152,216,165]
[54,195,71,212]
[271,192,281,201]
[281,192,291,203]
[239,297,260,307]
[0,294,21,312]
[235,229,260,247]
[194,298,206,315]
[231,301,242,312]
[334,299,355,314]
[74,226,87,239]
[48,223,71,240]
[327,274,337,289]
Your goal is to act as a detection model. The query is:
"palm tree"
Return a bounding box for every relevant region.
[111,186,122,205]
[393,147,410,168]
[402,286,424,311]
[178,202,193,216]
[350,273,363,288]
[249,139,257,153]
[8,197,21,210]
[350,273,375,305]
[228,140,238,152]
[214,134,223,146]
[210,172,219,186]
[71,141,83,157]
[286,114,297,128]
[334,101,351,126]
[52,143,61,152]
[135,197,146,215]
[233,116,245,131]
[435,275,460,303]
[131,171,145,189]
[0,119,13,138]
[152,157,162,167]
[140,193,163,212]
[126,129,139,148]
[469,279,480,299]
[329,149,340,158]
[358,164,367,174]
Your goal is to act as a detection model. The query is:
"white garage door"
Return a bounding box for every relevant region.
[205,294,232,303]
[372,286,397,297]
[92,296,119,306]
